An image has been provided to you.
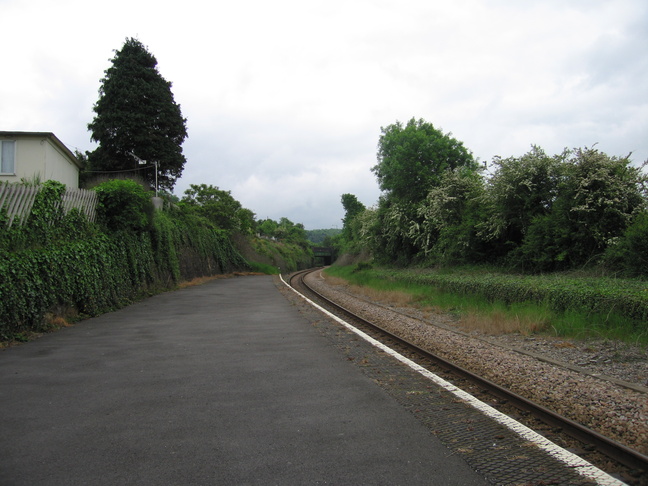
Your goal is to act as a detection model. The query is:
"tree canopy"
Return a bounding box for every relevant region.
[257,217,309,247]
[365,118,479,263]
[481,146,565,250]
[340,193,365,239]
[513,147,648,270]
[180,184,255,233]
[372,118,476,205]
[343,117,648,273]
[305,228,341,245]
[87,37,188,191]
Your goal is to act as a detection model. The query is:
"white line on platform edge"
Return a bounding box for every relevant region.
[281,273,626,486]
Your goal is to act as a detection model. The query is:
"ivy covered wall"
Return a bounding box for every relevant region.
[0,180,248,341]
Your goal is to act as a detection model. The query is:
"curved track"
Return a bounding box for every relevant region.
[288,268,648,479]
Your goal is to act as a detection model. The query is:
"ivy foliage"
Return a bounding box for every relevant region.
[0,181,97,252]
[150,209,248,284]
[0,234,141,340]
[249,237,313,272]
[0,179,249,342]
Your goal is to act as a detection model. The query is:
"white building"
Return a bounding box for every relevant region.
[0,131,82,188]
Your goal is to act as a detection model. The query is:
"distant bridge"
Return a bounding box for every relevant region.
[312,246,334,266]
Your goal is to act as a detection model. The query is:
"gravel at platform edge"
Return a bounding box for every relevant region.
[304,270,648,456]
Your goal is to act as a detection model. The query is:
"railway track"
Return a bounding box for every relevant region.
[287,268,648,484]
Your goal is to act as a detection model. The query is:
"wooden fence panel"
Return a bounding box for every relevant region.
[62,189,98,223]
[0,184,39,227]
[0,183,98,227]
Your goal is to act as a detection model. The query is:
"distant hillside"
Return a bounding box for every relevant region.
[306,228,341,244]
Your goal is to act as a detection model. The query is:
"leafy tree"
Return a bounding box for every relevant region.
[341,194,365,222]
[369,196,420,265]
[87,37,188,191]
[305,228,342,244]
[557,147,647,264]
[415,167,488,264]
[74,150,88,169]
[340,193,366,243]
[372,118,476,205]
[276,217,308,247]
[257,218,278,238]
[368,118,477,264]
[321,234,337,248]
[354,206,379,251]
[236,208,256,236]
[509,212,570,272]
[480,146,565,254]
[604,211,648,276]
[256,217,309,247]
[181,184,252,232]
[514,147,647,271]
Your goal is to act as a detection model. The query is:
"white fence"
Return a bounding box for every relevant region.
[0,183,97,228]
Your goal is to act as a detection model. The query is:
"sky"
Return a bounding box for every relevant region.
[2,0,647,229]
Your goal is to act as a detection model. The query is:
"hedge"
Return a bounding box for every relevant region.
[374,268,648,325]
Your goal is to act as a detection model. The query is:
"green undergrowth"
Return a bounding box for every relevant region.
[248,237,312,273]
[324,264,648,345]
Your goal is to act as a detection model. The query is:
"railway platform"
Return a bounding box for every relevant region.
[1,275,489,485]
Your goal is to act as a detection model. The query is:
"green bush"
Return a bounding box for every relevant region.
[604,211,648,277]
[94,179,152,232]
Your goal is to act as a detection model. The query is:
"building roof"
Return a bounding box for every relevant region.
[0,131,82,169]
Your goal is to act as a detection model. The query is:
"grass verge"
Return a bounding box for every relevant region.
[324,264,648,345]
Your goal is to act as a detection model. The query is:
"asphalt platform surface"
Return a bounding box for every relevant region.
[0,275,489,485]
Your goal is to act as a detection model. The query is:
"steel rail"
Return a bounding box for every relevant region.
[289,268,648,474]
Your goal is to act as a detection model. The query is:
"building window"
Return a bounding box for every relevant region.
[1,140,15,174]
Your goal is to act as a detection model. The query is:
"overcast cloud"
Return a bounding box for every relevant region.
[2,0,646,229]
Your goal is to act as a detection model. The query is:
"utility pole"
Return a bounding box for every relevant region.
[129,152,158,197]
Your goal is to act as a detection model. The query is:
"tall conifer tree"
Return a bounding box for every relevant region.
[87,38,187,190]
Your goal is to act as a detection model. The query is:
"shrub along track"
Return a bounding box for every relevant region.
[288,268,648,485]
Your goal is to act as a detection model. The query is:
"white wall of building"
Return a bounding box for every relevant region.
[0,133,80,188]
